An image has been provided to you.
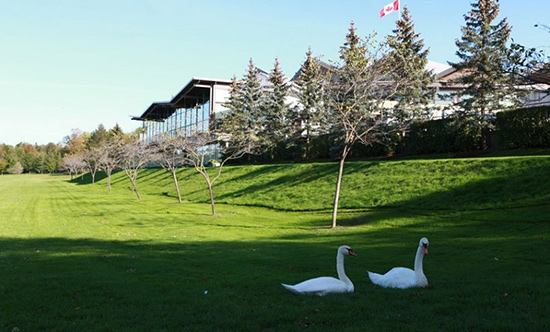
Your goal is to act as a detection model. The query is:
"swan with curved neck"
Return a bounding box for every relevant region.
[281,245,357,296]
[368,237,429,289]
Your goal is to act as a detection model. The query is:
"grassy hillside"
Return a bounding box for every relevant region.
[1,153,550,330]
[101,154,550,213]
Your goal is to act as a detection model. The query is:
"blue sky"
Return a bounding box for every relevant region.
[1,0,549,145]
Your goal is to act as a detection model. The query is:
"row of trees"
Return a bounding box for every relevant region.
[63,127,258,216]
[219,1,546,227]
[0,142,63,174]
[61,1,547,228]
[0,124,126,175]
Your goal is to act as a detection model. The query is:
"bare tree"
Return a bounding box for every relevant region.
[326,24,417,228]
[181,132,259,215]
[63,154,85,180]
[98,142,121,192]
[119,139,153,200]
[152,134,188,203]
[82,148,101,185]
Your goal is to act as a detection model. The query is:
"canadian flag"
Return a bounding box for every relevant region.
[380,0,399,18]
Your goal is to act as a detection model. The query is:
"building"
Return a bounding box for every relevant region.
[132,78,232,143]
[132,61,550,143]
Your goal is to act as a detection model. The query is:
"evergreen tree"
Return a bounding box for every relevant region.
[221,59,263,151]
[88,124,110,148]
[261,57,291,157]
[450,0,521,131]
[222,75,248,140]
[110,123,125,138]
[292,47,327,159]
[387,6,435,120]
[43,143,62,173]
[240,58,264,135]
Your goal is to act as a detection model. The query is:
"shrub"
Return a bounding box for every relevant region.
[7,161,24,174]
[497,106,550,149]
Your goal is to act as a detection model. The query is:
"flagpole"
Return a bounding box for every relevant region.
[398,0,402,20]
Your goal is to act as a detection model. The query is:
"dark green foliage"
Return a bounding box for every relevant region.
[221,59,263,151]
[0,142,64,174]
[291,47,328,159]
[405,118,482,155]
[109,123,125,137]
[497,106,550,149]
[87,124,110,148]
[450,0,522,117]
[260,58,292,158]
[387,6,435,119]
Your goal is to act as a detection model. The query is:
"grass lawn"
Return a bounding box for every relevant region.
[1,153,550,330]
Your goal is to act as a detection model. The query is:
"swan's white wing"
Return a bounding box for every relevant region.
[368,267,416,289]
[282,277,351,296]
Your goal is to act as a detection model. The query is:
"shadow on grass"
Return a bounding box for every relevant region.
[215,163,338,201]
[1,234,549,331]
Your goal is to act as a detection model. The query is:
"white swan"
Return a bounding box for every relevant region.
[281,245,358,296]
[368,237,429,289]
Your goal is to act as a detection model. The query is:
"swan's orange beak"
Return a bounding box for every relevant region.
[349,249,358,257]
[423,245,429,255]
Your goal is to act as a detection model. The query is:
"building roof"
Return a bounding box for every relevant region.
[426,60,452,75]
[132,77,232,122]
[131,102,174,122]
[170,77,232,108]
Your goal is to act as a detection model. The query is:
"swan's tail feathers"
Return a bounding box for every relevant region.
[281,283,299,294]
[367,271,383,286]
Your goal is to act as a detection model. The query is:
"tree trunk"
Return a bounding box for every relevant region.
[106,169,112,192]
[331,145,350,228]
[208,182,216,215]
[305,126,311,160]
[127,170,141,200]
[172,169,182,203]
[131,177,141,200]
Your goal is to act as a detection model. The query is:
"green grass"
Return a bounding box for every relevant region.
[1,152,550,330]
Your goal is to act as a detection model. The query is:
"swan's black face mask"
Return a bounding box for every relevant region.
[347,249,358,257]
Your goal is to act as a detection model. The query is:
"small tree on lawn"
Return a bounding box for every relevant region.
[152,133,189,203]
[326,22,413,228]
[82,147,101,185]
[119,138,153,200]
[63,154,85,180]
[291,47,328,159]
[97,141,121,193]
[182,131,259,216]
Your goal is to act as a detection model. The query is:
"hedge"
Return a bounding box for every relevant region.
[497,106,550,149]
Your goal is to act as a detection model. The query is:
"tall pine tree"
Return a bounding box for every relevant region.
[292,47,327,159]
[450,0,521,124]
[261,57,291,156]
[221,59,263,151]
[387,6,435,120]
